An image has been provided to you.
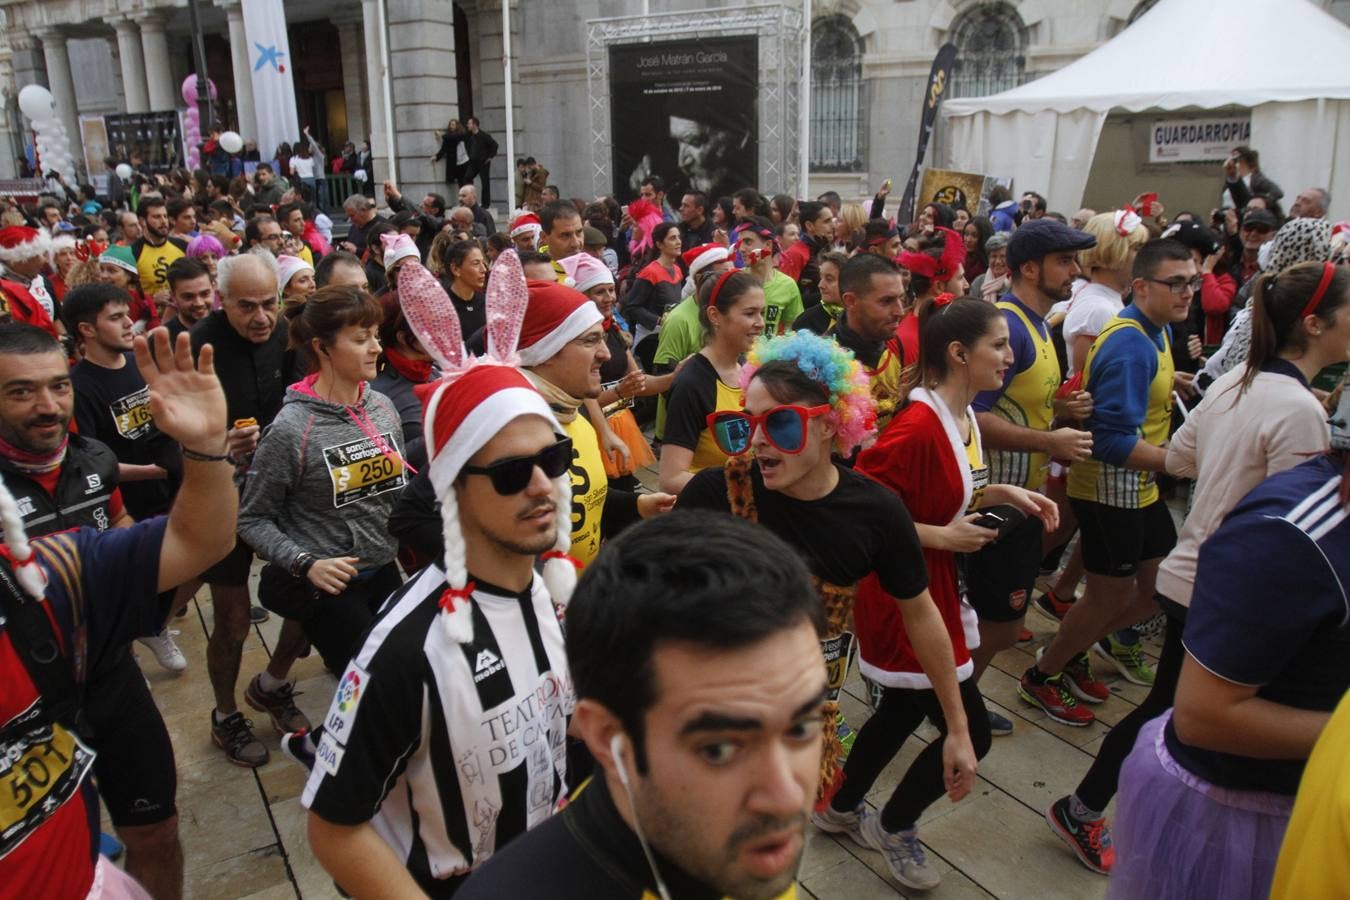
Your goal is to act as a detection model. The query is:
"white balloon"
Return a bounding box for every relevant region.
[17,84,54,121]
[218,131,243,154]
[115,163,133,180]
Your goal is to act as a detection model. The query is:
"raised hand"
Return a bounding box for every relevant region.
[133,328,227,453]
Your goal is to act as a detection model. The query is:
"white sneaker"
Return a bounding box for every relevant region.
[811,799,867,848]
[137,631,187,673]
[860,812,941,891]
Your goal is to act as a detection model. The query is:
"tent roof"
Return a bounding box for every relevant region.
[944,0,1350,117]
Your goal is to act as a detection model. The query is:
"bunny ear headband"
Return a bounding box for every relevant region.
[399,251,576,643]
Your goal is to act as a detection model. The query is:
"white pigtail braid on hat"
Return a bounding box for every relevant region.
[0,479,48,599]
[539,474,578,609]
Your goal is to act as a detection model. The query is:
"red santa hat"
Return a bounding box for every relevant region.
[515,280,603,367]
[0,226,52,265]
[681,242,730,278]
[510,212,542,240]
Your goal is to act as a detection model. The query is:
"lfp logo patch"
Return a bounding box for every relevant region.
[337,669,362,712]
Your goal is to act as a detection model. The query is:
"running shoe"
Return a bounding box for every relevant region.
[811,799,867,848]
[1033,589,1076,621]
[211,711,270,767]
[245,674,313,734]
[860,813,941,891]
[250,605,270,625]
[1061,651,1111,704]
[1046,796,1114,874]
[988,709,1014,736]
[281,729,317,772]
[1018,670,1095,727]
[136,630,187,673]
[1094,635,1156,686]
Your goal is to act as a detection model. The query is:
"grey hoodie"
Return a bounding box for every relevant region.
[238,381,407,572]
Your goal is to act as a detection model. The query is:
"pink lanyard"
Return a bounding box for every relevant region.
[345,403,418,475]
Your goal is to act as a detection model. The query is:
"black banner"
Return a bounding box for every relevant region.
[897,43,957,225]
[104,112,183,173]
[609,36,758,202]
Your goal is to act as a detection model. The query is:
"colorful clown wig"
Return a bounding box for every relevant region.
[740,330,877,456]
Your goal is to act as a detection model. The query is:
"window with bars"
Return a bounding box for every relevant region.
[950,4,1026,98]
[810,16,865,172]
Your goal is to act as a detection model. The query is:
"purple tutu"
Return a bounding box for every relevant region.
[1107,712,1294,900]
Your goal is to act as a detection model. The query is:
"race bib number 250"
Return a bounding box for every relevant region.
[323,433,406,508]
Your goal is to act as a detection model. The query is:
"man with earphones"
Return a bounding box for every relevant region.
[459,511,831,900]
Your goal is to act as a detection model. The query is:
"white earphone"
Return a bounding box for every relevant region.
[608,730,671,900]
[610,732,631,788]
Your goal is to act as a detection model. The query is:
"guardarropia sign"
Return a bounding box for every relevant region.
[1149,117,1251,163]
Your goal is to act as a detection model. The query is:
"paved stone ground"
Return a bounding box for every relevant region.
[110,462,1157,898]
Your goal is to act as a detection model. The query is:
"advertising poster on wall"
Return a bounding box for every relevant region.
[609,36,758,202]
[79,115,111,194]
[104,112,184,173]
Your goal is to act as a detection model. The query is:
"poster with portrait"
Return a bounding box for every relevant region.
[104,112,184,174]
[609,36,758,203]
[79,116,111,193]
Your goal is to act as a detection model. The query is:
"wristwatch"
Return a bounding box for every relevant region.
[290,552,316,579]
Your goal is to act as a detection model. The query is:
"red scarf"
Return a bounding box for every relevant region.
[384,348,433,383]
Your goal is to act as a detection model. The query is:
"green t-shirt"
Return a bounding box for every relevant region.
[762,269,804,336]
[653,296,704,439]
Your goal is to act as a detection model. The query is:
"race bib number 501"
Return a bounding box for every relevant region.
[1,703,95,860]
[323,433,406,508]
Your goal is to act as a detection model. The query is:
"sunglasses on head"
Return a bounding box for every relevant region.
[706,405,830,457]
[460,436,572,495]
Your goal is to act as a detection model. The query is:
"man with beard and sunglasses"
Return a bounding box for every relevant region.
[305,361,579,898]
[459,510,831,900]
[391,279,674,569]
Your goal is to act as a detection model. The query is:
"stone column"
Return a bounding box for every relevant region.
[361,0,389,188]
[386,0,458,201]
[33,27,85,170]
[475,0,521,212]
[135,11,176,112]
[219,0,256,141]
[334,13,368,147]
[111,17,150,113]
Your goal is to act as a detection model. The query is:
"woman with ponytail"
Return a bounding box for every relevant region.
[1045,260,1350,877]
[827,297,1056,891]
[1109,316,1350,900]
[238,286,409,681]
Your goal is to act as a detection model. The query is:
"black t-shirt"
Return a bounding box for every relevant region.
[678,462,928,598]
[599,324,629,384]
[663,354,725,454]
[70,354,178,519]
[458,775,727,900]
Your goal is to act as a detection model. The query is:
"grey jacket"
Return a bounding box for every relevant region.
[238,382,407,572]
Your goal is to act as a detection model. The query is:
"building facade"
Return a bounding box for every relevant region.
[2,0,1347,213]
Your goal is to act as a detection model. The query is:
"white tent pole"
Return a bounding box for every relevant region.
[799,0,811,197]
[503,0,515,210]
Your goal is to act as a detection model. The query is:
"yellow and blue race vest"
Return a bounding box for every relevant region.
[1068,317,1174,508]
[988,300,1060,491]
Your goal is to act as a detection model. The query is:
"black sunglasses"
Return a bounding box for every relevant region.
[460,436,572,495]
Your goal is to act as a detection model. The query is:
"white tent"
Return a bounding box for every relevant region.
[942,0,1350,219]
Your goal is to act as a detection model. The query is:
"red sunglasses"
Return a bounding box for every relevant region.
[706,404,831,456]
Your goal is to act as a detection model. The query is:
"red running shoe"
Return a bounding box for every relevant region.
[1062,651,1111,704]
[1033,589,1076,621]
[1046,796,1114,874]
[1018,669,1096,726]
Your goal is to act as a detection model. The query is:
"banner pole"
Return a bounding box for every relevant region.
[799,0,810,198]
[503,0,515,212]
[378,0,397,183]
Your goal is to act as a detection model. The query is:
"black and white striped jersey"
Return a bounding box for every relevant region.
[302,563,574,896]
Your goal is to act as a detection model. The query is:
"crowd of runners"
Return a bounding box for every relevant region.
[0,143,1346,900]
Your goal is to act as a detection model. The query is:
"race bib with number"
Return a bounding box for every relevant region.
[322,433,406,508]
[0,701,95,860]
[110,386,154,441]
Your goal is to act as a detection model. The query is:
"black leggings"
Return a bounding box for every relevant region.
[832,677,993,831]
[258,563,403,675]
[1074,603,1186,811]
